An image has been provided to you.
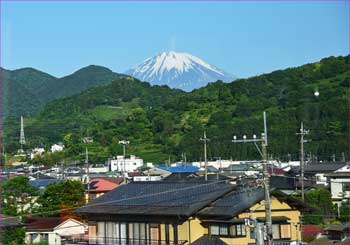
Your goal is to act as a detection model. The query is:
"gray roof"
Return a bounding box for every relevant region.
[304,162,347,173]
[77,181,234,217]
[199,187,265,218]
[190,235,228,245]
[199,187,308,219]
[224,164,250,171]
[0,214,22,228]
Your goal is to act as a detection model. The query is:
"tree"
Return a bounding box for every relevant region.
[303,188,334,224]
[1,227,25,244]
[339,204,350,223]
[36,180,84,217]
[1,176,39,216]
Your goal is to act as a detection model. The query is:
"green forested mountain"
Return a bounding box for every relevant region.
[1,66,126,117]
[3,56,349,164]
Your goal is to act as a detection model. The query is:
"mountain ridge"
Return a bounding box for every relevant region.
[125,51,234,91]
[1,65,127,118]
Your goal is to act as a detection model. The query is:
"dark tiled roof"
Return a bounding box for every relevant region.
[199,187,265,218]
[270,175,296,190]
[29,173,55,180]
[224,164,250,171]
[199,187,308,218]
[163,172,199,181]
[190,235,228,245]
[25,217,68,231]
[304,163,347,173]
[29,179,61,188]
[77,181,234,217]
[0,214,22,228]
[163,173,230,182]
[325,172,350,177]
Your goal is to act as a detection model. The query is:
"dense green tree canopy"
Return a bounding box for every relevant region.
[1,176,39,216]
[36,180,85,217]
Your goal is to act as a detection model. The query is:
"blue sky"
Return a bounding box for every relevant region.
[1,1,349,78]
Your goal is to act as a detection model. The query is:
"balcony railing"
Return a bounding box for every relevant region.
[62,237,187,245]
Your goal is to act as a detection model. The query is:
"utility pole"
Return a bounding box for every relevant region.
[296,122,309,202]
[232,111,273,245]
[85,147,90,202]
[119,140,129,180]
[200,131,210,181]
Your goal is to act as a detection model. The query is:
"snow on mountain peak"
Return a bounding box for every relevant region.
[125,51,234,91]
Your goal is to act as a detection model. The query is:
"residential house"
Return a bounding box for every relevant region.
[325,164,350,214]
[25,217,87,245]
[77,181,234,244]
[110,155,144,173]
[51,143,65,153]
[304,162,347,186]
[143,167,172,179]
[270,175,297,195]
[197,187,306,244]
[77,181,307,245]
[192,160,234,170]
[30,147,45,160]
[223,164,259,177]
[324,224,350,242]
[86,177,124,202]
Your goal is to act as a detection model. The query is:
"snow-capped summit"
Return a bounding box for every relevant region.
[125,51,234,91]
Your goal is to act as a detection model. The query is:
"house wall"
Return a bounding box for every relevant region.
[85,192,105,203]
[85,198,301,245]
[25,231,61,245]
[218,197,301,245]
[54,219,86,236]
[330,178,350,199]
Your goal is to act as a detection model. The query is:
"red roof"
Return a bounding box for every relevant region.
[88,178,122,193]
[25,217,68,231]
[268,167,286,175]
[98,177,124,185]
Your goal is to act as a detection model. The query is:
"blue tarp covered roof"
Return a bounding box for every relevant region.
[157,165,199,173]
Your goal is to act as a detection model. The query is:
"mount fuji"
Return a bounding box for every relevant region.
[125,51,234,91]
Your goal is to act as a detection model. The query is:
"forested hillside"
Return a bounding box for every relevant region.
[3,56,349,164]
[1,66,126,117]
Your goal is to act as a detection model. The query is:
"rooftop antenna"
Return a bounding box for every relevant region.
[19,116,26,153]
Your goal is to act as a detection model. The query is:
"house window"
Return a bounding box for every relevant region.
[272,224,280,239]
[272,224,291,240]
[210,224,246,237]
[280,224,291,239]
[220,225,229,236]
[235,224,246,236]
[40,233,48,242]
[210,225,220,235]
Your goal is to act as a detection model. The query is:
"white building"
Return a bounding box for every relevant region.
[51,144,64,153]
[110,155,144,173]
[25,217,87,245]
[30,147,45,160]
[133,175,163,182]
[192,160,237,169]
[325,164,350,214]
